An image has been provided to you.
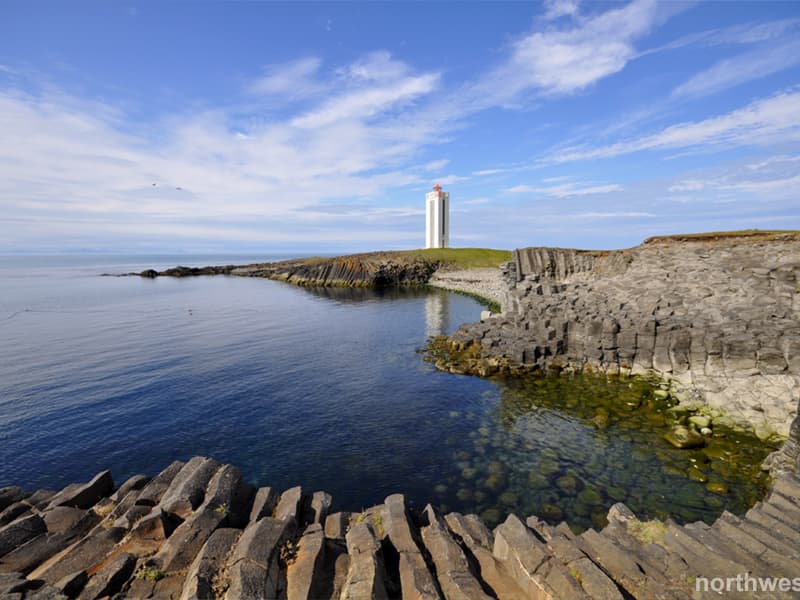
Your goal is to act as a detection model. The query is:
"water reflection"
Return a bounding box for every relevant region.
[425,290,451,338]
[300,285,433,304]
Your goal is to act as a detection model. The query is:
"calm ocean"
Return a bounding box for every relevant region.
[0,255,771,528]
[0,254,496,513]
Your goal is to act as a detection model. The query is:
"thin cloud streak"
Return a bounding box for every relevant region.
[672,39,800,99]
[547,90,800,163]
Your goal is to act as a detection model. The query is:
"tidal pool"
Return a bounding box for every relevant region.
[434,374,777,531]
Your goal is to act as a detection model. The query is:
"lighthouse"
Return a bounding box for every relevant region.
[425,184,449,249]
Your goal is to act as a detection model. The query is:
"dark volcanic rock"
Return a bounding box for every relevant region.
[0,503,31,527]
[77,552,136,600]
[0,455,797,600]
[47,471,113,511]
[135,460,185,507]
[158,457,221,519]
[0,488,26,513]
[28,527,126,585]
[0,514,46,558]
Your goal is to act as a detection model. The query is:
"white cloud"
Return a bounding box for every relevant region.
[472,168,509,176]
[541,175,573,183]
[672,39,800,99]
[292,72,439,129]
[433,174,469,186]
[507,181,623,197]
[666,152,800,202]
[488,0,661,97]
[668,180,706,192]
[746,154,800,170]
[639,17,800,56]
[422,159,449,171]
[462,197,494,206]
[0,52,449,251]
[542,0,580,21]
[247,57,324,98]
[338,51,410,82]
[575,212,655,218]
[549,90,800,162]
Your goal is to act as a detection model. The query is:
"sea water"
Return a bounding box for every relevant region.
[0,255,775,530]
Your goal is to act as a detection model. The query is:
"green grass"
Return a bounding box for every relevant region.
[396,248,512,269]
[645,229,800,243]
[289,247,511,270]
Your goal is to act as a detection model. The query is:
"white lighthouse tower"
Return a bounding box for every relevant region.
[425,184,449,249]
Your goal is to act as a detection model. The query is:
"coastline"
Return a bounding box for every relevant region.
[1,453,798,599]
[3,234,800,598]
[426,268,506,311]
[435,233,800,442]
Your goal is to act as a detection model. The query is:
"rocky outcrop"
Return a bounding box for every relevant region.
[442,234,800,439]
[0,457,799,599]
[138,253,442,288]
[235,254,440,287]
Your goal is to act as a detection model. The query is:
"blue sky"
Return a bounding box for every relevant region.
[1,1,799,253]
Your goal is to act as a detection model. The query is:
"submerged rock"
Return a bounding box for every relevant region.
[663,426,706,449]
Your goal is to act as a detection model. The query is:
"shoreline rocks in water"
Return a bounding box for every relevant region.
[1,454,799,599]
[437,232,800,440]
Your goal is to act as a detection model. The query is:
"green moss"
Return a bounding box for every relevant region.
[373,514,384,537]
[135,566,166,582]
[627,520,667,546]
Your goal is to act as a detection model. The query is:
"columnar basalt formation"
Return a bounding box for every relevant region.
[139,254,441,288]
[444,234,800,439]
[1,457,799,599]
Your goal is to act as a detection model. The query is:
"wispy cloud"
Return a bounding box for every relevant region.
[672,39,800,99]
[668,154,800,198]
[421,159,449,171]
[639,17,800,56]
[548,90,800,163]
[0,52,449,251]
[541,0,580,21]
[433,174,469,186]
[246,57,324,99]
[485,0,661,98]
[461,197,494,206]
[575,211,655,219]
[472,168,510,176]
[292,71,439,128]
[507,181,623,197]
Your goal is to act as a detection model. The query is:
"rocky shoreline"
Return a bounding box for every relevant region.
[426,268,506,309]
[138,253,443,288]
[2,452,799,600]
[434,233,800,440]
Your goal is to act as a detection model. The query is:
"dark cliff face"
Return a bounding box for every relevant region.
[234,255,440,287]
[141,255,441,287]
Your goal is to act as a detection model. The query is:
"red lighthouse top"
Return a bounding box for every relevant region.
[433,184,442,192]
